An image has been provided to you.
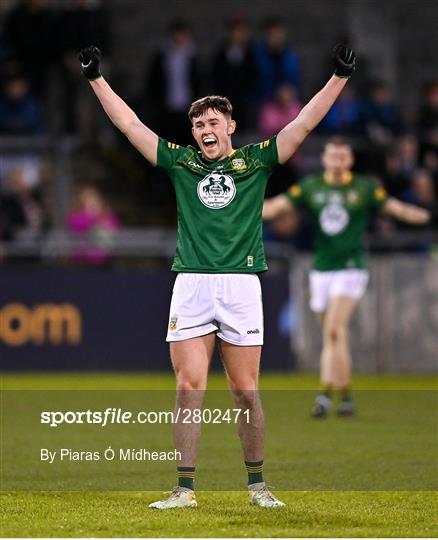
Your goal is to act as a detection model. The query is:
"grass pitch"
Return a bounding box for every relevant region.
[1,372,437,538]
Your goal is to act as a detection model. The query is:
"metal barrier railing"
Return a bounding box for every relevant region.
[0,228,435,259]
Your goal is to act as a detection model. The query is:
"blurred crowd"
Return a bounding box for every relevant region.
[0,0,436,263]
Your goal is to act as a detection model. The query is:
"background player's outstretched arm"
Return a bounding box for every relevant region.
[276,44,355,164]
[262,194,294,220]
[80,46,159,166]
[382,198,431,224]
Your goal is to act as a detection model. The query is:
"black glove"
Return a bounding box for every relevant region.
[79,46,102,80]
[332,43,356,78]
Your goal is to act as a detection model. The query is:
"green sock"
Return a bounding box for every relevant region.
[321,384,332,398]
[177,466,195,490]
[245,460,264,485]
[340,387,352,401]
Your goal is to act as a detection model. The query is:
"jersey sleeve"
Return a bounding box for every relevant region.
[367,180,389,210]
[248,136,279,170]
[156,138,187,172]
[285,180,307,208]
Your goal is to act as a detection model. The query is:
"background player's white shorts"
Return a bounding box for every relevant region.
[309,269,369,312]
[166,273,263,345]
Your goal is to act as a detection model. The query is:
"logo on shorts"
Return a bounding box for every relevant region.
[247,329,260,334]
[247,255,254,267]
[197,172,236,209]
[319,204,349,236]
[169,315,178,331]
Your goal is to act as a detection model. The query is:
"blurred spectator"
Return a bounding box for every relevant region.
[258,83,303,194]
[257,83,302,195]
[258,83,302,138]
[263,209,299,240]
[381,135,419,197]
[1,166,45,241]
[398,168,437,251]
[0,75,44,134]
[143,19,201,145]
[359,80,404,144]
[397,134,419,175]
[61,0,110,55]
[262,201,313,252]
[319,85,360,134]
[58,0,111,134]
[67,186,121,266]
[0,155,41,193]
[211,15,258,131]
[253,17,300,103]
[402,168,437,211]
[4,0,57,96]
[418,82,438,141]
[418,82,438,172]
[0,19,17,85]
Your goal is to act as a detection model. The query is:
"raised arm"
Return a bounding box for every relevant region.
[262,194,294,220]
[276,44,355,164]
[79,46,159,166]
[382,198,431,225]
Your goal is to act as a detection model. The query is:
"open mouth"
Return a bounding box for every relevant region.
[203,137,217,150]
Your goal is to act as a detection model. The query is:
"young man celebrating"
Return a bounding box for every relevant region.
[79,43,355,508]
[263,138,430,417]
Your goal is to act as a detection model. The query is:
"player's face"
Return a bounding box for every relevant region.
[191,109,236,161]
[322,144,354,174]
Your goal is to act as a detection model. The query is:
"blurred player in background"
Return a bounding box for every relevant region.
[79,43,356,508]
[263,138,430,417]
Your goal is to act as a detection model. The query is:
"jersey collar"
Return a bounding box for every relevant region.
[323,171,353,185]
[199,148,236,167]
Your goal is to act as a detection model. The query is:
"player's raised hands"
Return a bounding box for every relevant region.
[79,46,102,81]
[332,43,356,78]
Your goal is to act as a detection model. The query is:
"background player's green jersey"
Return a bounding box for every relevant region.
[286,173,389,271]
[156,137,278,273]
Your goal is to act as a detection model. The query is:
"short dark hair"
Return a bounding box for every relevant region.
[324,136,353,150]
[188,95,233,122]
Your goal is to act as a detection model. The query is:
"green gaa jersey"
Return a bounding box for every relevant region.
[286,173,389,271]
[156,137,278,273]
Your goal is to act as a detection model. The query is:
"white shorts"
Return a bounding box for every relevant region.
[166,273,264,346]
[309,269,369,313]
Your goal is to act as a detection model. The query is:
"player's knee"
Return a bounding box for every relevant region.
[176,375,206,391]
[324,323,347,344]
[231,388,259,410]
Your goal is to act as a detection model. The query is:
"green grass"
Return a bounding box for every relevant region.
[2,371,436,390]
[1,372,437,537]
[1,491,437,537]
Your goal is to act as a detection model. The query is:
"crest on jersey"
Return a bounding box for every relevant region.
[197,172,236,209]
[347,190,359,204]
[232,158,247,170]
[313,192,325,204]
[319,204,349,236]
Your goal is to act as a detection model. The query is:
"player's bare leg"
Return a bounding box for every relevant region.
[149,333,215,509]
[312,296,358,417]
[219,339,285,507]
[171,333,215,466]
[322,296,358,388]
[220,340,264,460]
